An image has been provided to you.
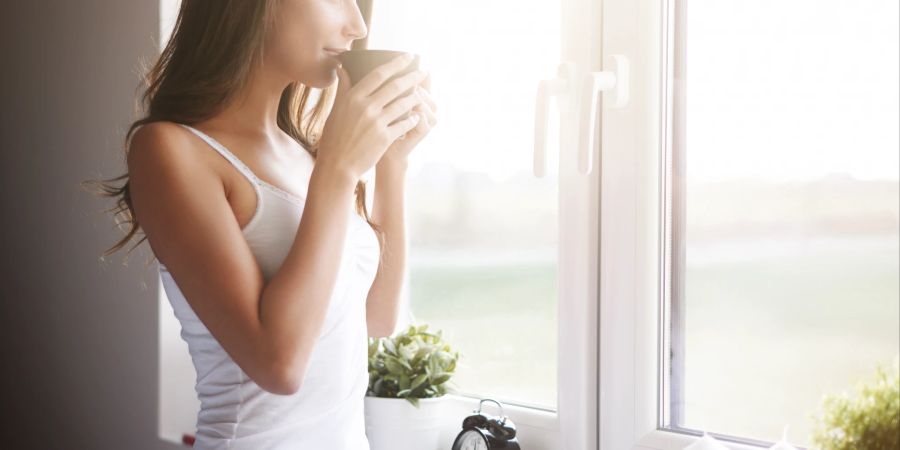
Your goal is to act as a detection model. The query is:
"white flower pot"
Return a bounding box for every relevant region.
[364,395,446,450]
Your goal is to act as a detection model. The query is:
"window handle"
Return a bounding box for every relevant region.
[534,61,575,178]
[578,54,630,175]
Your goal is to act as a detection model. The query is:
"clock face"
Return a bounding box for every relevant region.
[457,430,489,450]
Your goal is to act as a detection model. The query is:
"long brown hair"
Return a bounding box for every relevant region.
[81,0,383,268]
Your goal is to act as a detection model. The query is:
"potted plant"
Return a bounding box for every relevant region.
[364,323,461,450]
[809,355,899,450]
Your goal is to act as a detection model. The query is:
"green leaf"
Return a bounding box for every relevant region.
[399,343,417,360]
[411,373,428,391]
[384,357,404,375]
[412,347,430,365]
[373,378,384,396]
[431,373,451,385]
[397,355,413,371]
[365,322,462,406]
[399,374,410,390]
[382,374,398,383]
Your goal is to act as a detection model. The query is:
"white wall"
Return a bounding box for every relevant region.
[0,1,183,449]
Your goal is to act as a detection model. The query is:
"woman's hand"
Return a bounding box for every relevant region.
[380,71,437,166]
[316,54,428,181]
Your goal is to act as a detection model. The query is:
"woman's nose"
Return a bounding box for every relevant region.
[346,2,368,41]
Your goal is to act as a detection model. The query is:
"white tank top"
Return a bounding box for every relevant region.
[157,123,379,450]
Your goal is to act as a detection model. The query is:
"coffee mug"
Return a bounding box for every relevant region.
[337,49,421,123]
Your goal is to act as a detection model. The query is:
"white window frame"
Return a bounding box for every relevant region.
[597,0,809,449]
[357,0,606,445]
[595,0,673,446]
[429,0,605,446]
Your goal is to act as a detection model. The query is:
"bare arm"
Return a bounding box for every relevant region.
[257,161,357,392]
[129,123,289,394]
[130,124,360,395]
[130,56,427,397]
[365,157,408,338]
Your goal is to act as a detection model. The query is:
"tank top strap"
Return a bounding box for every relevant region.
[177,123,262,186]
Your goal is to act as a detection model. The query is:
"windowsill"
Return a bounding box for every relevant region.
[636,429,804,450]
[159,393,561,449]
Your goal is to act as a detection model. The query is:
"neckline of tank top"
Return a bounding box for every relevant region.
[178,123,308,206]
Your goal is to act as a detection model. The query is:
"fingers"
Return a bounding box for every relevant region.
[400,106,435,141]
[354,53,416,98]
[422,71,431,91]
[388,113,421,142]
[414,98,437,127]
[409,81,436,128]
[417,72,435,110]
[414,85,436,114]
[369,69,428,110]
[383,90,425,126]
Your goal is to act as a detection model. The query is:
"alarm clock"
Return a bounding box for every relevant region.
[451,399,521,450]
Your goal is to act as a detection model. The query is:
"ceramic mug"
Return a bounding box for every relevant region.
[337,49,422,124]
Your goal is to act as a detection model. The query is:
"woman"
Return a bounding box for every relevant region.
[85,0,436,448]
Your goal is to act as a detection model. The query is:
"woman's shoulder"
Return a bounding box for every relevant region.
[127,121,220,178]
[130,120,193,150]
[126,121,232,205]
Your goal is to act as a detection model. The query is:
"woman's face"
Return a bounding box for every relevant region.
[264,0,368,88]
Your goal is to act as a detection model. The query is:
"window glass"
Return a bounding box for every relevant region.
[672,0,899,445]
[367,0,563,409]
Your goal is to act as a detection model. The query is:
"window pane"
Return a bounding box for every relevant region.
[670,0,899,446]
[366,0,561,409]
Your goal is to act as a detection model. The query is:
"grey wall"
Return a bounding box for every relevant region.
[1,2,183,449]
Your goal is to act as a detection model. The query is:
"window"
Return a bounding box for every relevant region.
[369,1,607,447]
[667,0,899,446]
[598,0,899,449]
[368,0,562,411]
[157,0,898,448]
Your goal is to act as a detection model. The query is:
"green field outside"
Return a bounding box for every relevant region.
[407,235,898,446]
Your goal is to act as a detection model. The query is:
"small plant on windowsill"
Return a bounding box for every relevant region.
[367,323,460,406]
[809,355,899,450]
[364,323,461,450]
